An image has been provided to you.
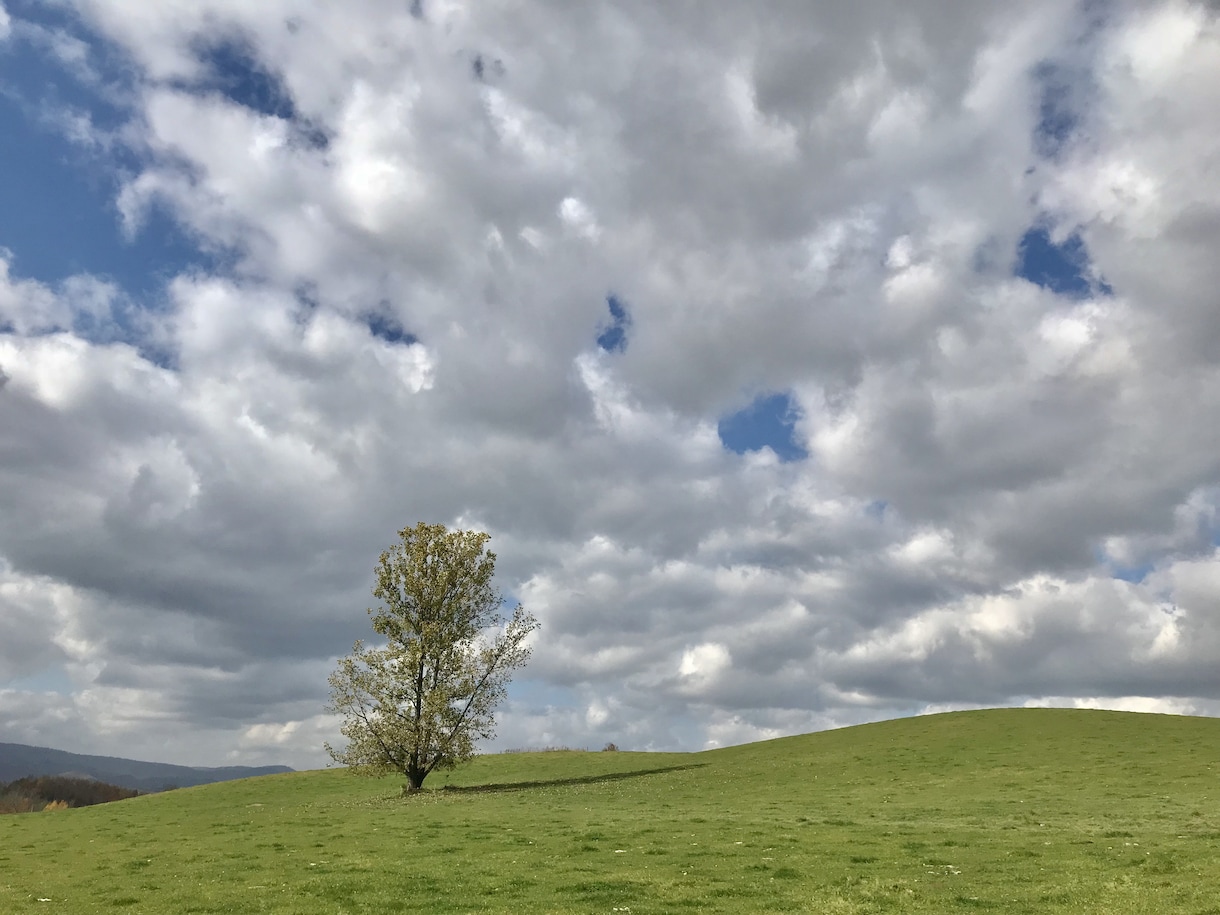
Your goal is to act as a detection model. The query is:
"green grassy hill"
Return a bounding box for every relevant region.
[1,708,1217,914]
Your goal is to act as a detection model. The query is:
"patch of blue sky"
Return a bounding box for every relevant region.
[718,391,808,463]
[187,34,297,120]
[1109,562,1155,584]
[1021,48,1119,300]
[865,500,888,520]
[506,678,577,709]
[1093,544,1155,585]
[2,664,74,695]
[365,311,418,347]
[180,31,329,150]
[1016,228,1090,297]
[0,4,210,306]
[1031,61,1079,161]
[1015,226,1112,298]
[1031,0,1114,158]
[596,295,630,353]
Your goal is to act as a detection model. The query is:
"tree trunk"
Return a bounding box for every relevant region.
[403,767,426,794]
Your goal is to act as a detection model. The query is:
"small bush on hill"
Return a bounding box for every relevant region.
[0,790,40,815]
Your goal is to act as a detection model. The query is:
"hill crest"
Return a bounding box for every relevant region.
[0,741,292,793]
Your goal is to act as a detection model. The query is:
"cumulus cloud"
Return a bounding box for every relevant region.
[0,1,1218,768]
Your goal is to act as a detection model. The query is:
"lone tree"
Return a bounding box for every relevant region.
[326,522,539,792]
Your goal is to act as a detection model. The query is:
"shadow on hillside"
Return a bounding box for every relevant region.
[439,763,706,794]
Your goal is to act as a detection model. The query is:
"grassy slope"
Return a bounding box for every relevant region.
[0,708,1217,914]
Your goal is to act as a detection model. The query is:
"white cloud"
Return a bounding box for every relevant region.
[679,643,731,681]
[0,2,1219,768]
[1027,696,1205,717]
[0,255,71,335]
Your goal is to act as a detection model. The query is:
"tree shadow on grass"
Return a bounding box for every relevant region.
[438,763,707,794]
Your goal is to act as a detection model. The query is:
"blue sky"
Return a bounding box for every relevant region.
[1,1,1219,769]
[0,4,205,297]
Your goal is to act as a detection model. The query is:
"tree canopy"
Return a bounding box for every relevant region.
[326,523,539,791]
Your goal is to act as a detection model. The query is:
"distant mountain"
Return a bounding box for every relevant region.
[0,742,293,793]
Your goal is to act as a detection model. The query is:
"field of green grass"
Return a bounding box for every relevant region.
[1,708,1217,914]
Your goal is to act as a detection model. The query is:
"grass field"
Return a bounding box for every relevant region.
[1,708,1217,914]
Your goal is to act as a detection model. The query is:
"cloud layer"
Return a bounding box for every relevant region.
[1,0,1219,768]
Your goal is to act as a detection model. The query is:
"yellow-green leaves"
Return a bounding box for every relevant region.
[326,523,539,791]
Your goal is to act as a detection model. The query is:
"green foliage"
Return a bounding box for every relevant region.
[3,709,1220,913]
[326,522,539,790]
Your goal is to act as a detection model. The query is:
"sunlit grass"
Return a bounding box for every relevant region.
[2,708,1218,913]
